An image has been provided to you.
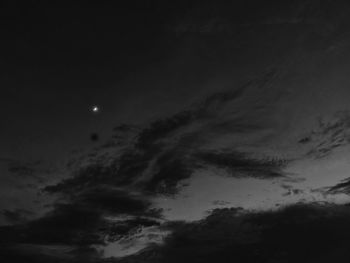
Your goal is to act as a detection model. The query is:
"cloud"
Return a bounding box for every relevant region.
[0,244,99,263]
[0,186,161,246]
[0,209,33,224]
[194,151,286,179]
[326,177,350,194]
[1,159,46,181]
[299,111,350,158]
[143,151,194,195]
[117,203,350,263]
[44,70,285,197]
[136,110,194,150]
[0,70,293,262]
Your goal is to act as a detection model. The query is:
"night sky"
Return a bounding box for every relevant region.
[3,1,350,262]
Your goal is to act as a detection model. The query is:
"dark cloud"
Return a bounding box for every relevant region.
[105,217,161,243]
[280,184,304,196]
[0,186,161,246]
[5,1,350,262]
[8,202,348,263]
[166,0,350,36]
[1,159,56,191]
[117,203,350,263]
[195,83,247,117]
[0,209,33,224]
[212,200,231,206]
[0,186,163,261]
[0,69,291,261]
[8,164,37,177]
[195,151,286,178]
[144,152,194,195]
[41,71,288,200]
[326,177,350,194]
[53,67,285,183]
[7,71,287,261]
[112,124,140,147]
[298,136,312,144]
[301,111,350,158]
[4,159,44,180]
[44,164,117,194]
[0,243,100,263]
[73,186,160,217]
[136,111,194,150]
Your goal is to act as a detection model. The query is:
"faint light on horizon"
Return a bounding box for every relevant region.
[95,226,170,258]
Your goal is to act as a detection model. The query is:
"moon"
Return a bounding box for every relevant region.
[92,106,99,113]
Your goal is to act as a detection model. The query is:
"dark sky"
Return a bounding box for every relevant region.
[0,1,239,161]
[0,1,303,160]
[0,2,174,160]
[4,1,350,262]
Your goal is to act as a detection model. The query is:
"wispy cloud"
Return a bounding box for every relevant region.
[0,71,294,261]
[117,203,350,263]
[299,111,350,158]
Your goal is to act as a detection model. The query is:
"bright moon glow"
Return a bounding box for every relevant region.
[92,106,99,113]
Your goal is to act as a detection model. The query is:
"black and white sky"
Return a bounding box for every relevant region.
[3,1,350,262]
